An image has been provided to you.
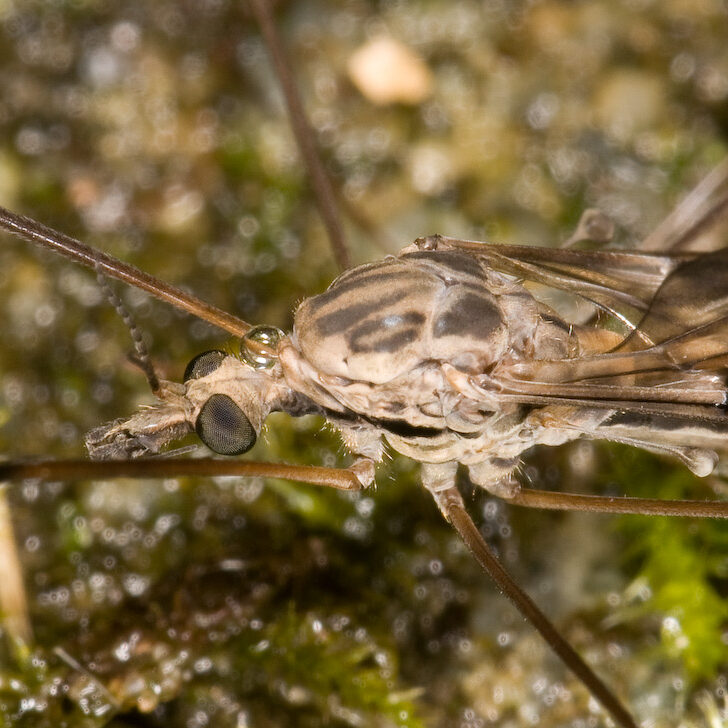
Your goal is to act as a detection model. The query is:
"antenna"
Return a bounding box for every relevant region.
[0,205,252,338]
[93,264,161,395]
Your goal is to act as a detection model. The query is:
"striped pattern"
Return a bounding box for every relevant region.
[294,250,509,385]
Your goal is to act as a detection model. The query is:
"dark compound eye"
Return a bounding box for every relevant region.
[195,393,257,455]
[184,350,227,382]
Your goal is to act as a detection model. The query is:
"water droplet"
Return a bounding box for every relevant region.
[239,325,284,369]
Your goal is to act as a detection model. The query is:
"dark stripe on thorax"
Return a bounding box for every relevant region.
[433,291,503,339]
[400,250,484,281]
[349,311,426,353]
[313,289,416,336]
[319,266,417,303]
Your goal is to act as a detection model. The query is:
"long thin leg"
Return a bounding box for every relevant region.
[0,458,363,657]
[508,487,728,518]
[248,0,350,272]
[640,157,728,252]
[5,458,726,517]
[0,205,252,338]
[431,484,638,728]
[0,458,363,490]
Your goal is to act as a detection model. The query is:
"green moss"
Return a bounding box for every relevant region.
[607,447,728,681]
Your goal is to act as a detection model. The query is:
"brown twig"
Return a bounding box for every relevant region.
[0,486,32,649]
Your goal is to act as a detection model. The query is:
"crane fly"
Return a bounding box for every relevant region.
[2,158,728,728]
[1,3,728,725]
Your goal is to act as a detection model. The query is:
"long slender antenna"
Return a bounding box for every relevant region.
[432,485,637,728]
[94,267,161,395]
[0,205,252,338]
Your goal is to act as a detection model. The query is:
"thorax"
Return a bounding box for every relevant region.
[278,248,581,462]
[289,248,576,405]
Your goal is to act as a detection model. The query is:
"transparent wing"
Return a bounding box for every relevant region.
[416,161,728,332]
[486,248,728,418]
[414,235,697,331]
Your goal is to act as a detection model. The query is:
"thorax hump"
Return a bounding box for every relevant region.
[293,250,542,385]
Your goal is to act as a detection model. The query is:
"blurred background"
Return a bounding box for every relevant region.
[0,1,727,726]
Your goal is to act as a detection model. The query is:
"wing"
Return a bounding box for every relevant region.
[410,159,728,332]
[433,244,728,473]
[427,243,728,441]
[492,248,728,388]
[408,234,698,332]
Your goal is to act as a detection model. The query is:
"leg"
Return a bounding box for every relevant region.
[0,455,367,656]
[507,487,728,518]
[640,157,728,252]
[465,459,728,518]
[426,476,637,728]
[335,422,385,488]
[0,459,365,491]
[247,0,350,271]
[467,458,521,498]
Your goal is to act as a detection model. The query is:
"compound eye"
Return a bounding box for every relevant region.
[195,393,257,455]
[184,350,227,382]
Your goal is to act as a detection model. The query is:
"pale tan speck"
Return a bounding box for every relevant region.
[347,36,432,106]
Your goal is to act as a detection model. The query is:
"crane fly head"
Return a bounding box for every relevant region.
[182,349,282,455]
[86,331,289,460]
